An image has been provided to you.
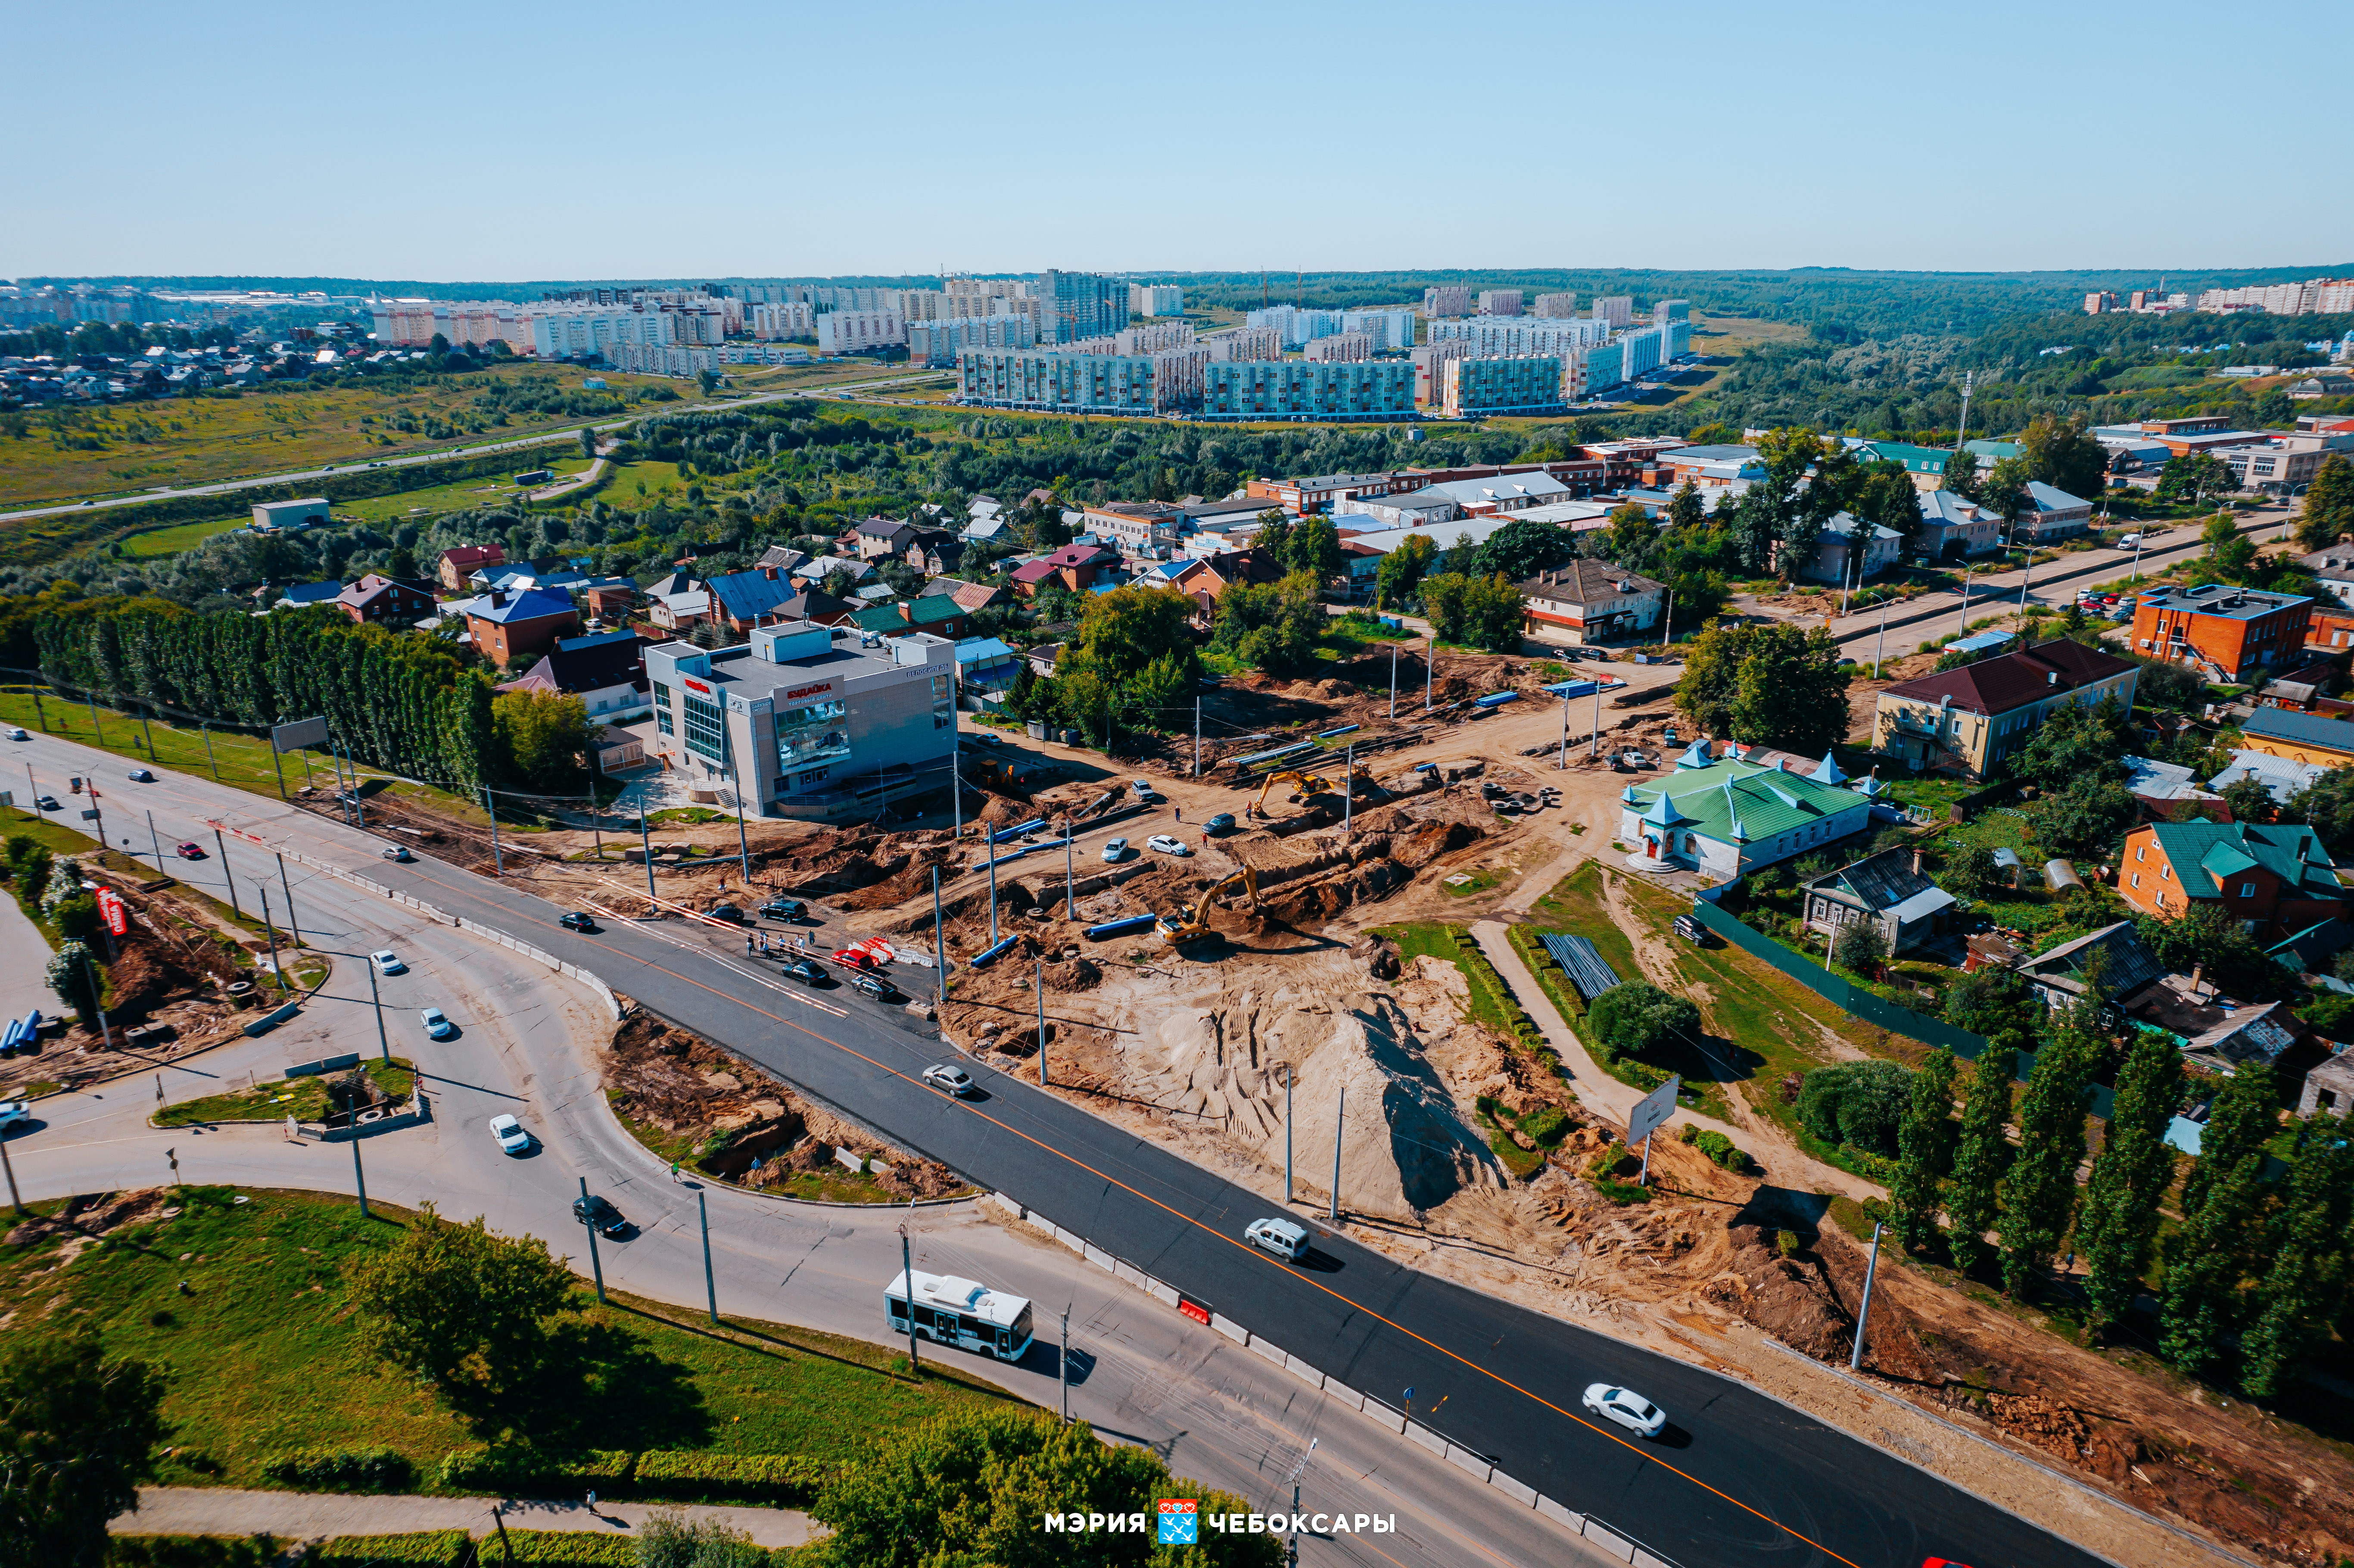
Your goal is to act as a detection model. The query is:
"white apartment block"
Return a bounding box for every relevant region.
[719,344,812,365]
[1205,327,1283,362]
[1423,286,1473,318]
[1129,284,1185,316]
[1340,308,1416,351]
[1653,299,1691,325]
[908,314,1037,366]
[1304,332,1373,362]
[1477,289,1525,316]
[1409,341,1471,404]
[1246,304,1345,347]
[1428,316,1607,358]
[1115,321,1195,355]
[1591,296,1635,328]
[816,311,908,353]
[530,306,679,361]
[752,302,817,338]
[607,342,721,379]
[1532,292,1579,318]
[2196,277,2354,315]
[372,299,534,349]
[898,291,961,322]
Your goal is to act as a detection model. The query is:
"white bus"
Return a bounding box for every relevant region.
[885,1268,1035,1361]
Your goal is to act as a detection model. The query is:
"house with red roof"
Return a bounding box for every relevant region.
[1870,639,2139,779]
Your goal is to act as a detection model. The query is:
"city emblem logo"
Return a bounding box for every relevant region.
[1158,1498,1199,1545]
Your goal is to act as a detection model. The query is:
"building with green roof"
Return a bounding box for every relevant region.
[1616,740,1881,880]
[2118,818,2349,942]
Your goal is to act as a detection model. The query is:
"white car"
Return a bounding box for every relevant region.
[487,1113,531,1154]
[1245,1216,1309,1261]
[0,1099,31,1130]
[420,1007,455,1039]
[370,950,405,975]
[1582,1382,1666,1438]
[381,845,413,862]
[1146,834,1192,858]
[128,768,155,782]
[4,728,25,742]
[1101,837,1130,863]
[922,1064,976,1097]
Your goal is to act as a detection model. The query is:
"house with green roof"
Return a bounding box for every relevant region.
[1616,740,1880,879]
[847,594,972,641]
[2117,818,2350,943]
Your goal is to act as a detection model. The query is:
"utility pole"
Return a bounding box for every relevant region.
[2130,534,2145,584]
[203,723,222,784]
[267,730,283,797]
[146,810,164,871]
[900,1225,920,1374]
[1955,562,1973,638]
[1283,1064,1293,1204]
[1036,958,1047,1086]
[1423,641,1432,712]
[212,828,240,918]
[0,1129,22,1215]
[259,887,283,997]
[483,789,504,876]
[1388,640,1399,720]
[1953,369,1976,455]
[24,765,36,821]
[699,1188,718,1326]
[1342,741,1354,837]
[86,691,102,746]
[1064,832,1074,920]
[1328,1085,1344,1224]
[1557,689,1570,770]
[1281,1441,1318,1568]
[931,865,946,1015]
[1193,696,1200,778]
[1850,1220,1884,1370]
[366,956,390,1063]
[1059,1305,1071,1425]
[352,1135,368,1218]
[1661,584,1674,648]
[1591,677,1603,759]
[638,799,657,910]
[1872,594,1892,679]
[985,839,999,945]
[579,1176,606,1304]
[276,853,300,947]
[950,736,962,842]
[2017,534,2035,615]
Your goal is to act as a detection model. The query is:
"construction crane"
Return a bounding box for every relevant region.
[1249,764,1373,818]
[1157,866,1258,946]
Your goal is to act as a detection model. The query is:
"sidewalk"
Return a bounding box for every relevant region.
[113,1488,817,1549]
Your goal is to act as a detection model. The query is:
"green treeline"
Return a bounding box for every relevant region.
[0,589,493,791]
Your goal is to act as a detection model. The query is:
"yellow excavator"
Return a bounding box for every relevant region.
[1158,866,1259,946]
[1250,764,1374,818]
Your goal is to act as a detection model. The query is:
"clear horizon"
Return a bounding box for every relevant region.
[4,0,2349,280]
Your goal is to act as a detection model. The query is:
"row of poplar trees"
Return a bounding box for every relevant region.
[1880,983,2354,1397]
[5,590,493,793]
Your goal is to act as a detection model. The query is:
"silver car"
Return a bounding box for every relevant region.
[1582,1382,1666,1438]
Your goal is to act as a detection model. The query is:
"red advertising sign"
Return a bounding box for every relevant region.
[95,886,128,937]
[783,681,834,702]
[1177,1296,1211,1326]
[683,677,713,696]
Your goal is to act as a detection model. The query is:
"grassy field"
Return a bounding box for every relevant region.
[1,1186,1016,1489]
[331,455,598,526]
[157,1057,416,1127]
[118,515,254,559]
[0,365,709,512]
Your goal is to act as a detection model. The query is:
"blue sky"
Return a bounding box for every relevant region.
[6,0,2349,281]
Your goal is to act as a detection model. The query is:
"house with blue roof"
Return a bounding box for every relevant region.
[1616,742,1879,879]
[2013,480,2094,542]
[463,585,580,666]
[953,636,1022,694]
[705,568,801,635]
[269,580,344,610]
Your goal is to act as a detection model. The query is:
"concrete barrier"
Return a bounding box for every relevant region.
[984,1192,1023,1220]
[1210,1313,1250,1345]
[1321,1381,1366,1413]
[317,1101,427,1142]
[1443,1444,1492,1484]
[1112,1260,1152,1292]
[284,1051,358,1078]
[1283,1353,1324,1390]
[1533,1496,1582,1531]
[1361,1401,1405,1434]
[1403,1422,1448,1459]
[1633,1550,1676,1568]
[1145,1280,1180,1309]
[1248,1336,1289,1370]
[1488,1471,1537,1508]
[1054,1224,1090,1254]
[1582,1522,1635,1563]
[1082,1242,1118,1274]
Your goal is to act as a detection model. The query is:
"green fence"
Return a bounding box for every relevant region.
[1688,898,2113,1120]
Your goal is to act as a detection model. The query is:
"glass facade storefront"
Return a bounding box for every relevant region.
[682,691,729,762]
[776,696,852,774]
[931,673,954,730]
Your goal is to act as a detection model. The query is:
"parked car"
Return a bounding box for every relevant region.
[780,957,828,986]
[849,972,900,1002]
[381,845,413,862]
[1672,914,1706,946]
[174,841,205,859]
[922,1063,975,1096]
[1245,1216,1309,1261]
[487,1113,531,1154]
[1204,812,1236,836]
[707,903,745,924]
[1131,778,1157,800]
[1582,1383,1666,1438]
[559,911,597,932]
[831,947,878,972]
[1146,834,1192,857]
[1101,837,1130,863]
[420,1007,455,1039]
[759,898,808,921]
[127,768,154,783]
[369,950,405,975]
[2117,533,2142,547]
[573,1193,629,1238]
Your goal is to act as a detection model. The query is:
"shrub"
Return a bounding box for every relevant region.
[1795,1060,1914,1157]
[109,1537,283,1568]
[1517,1105,1569,1146]
[493,1532,644,1566]
[52,893,101,943]
[632,1451,837,1507]
[1775,1230,1800,1258]
[1585,1142,1629,1180]
[635,1508,769,1568]
[259,1447,416,1493]
[1690,1129,1749,1172]
[435,1447,634,1495]
[1585,981,1701,1064]
[310,1531,471,1566]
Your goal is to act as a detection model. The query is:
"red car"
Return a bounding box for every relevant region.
[174,841,206,860]
[831,948,878,972]
[1922,1559,1976,1568]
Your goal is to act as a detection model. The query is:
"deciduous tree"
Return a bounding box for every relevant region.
[2238,1112,2354,1397]
[2294,453,2354,551]
[1890,1048,1958,1252]
[2074,1028,2183,1339]
[1728,623,1850,753]
[342,1204,576,1419]
[1996,1009,2097,1298]
[1375,533,1436,607]
[0,1330,167,1568]
[1944,1043,2018,1276]
[2159,1065,2274,1375]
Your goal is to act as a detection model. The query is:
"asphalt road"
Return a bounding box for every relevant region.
[5,730,1614,1568]
[38,755,2115,1568]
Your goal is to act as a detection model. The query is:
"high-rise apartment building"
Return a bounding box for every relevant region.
[1201,361,1416,420]
[1423,286,1474,318]
[1115,321,1195,355]
[1303,332,1373,363]
[1340,308,1417,351]
[1653,299,1691,326]
[2196,277,2354,315]
[1205,328,1283,362]
[1532,292,1580,318]
[1410,342,1472,405]
[1129,284,1185,316]
[1247,304,1345,347]
[1037,271,1129,345]
[1428,316,1607,357]
[908,314,1037,366]
[752,302,817,338]
[816,312,907,354]
[1591,296,1635,328]
[959,349,1170,414]
[1477,290,1525,317]
[1442,356,1566,417]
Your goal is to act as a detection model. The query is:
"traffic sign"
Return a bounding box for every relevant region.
[1628,1075,1681,1148]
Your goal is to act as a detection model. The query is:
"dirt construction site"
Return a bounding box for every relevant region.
[330,649,2354,1568]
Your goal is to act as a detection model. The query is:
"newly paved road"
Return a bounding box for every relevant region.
[7,730,1613,1568]
[0,734,2114,1568]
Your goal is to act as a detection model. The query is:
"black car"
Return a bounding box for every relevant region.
[849,972,900,1002]
[780,957,828,986]
[572,1194,628,1238]
[559,911,598,933]
[759,898,808,921]
[707,903,745,924]
[34,796,58,812]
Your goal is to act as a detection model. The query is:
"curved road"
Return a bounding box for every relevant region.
[11,731,2116,1568]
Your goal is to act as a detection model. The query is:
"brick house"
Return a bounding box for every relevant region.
[2129,583,2314,683]
[438,544,505,592]
[1008,543,1122,599]
[464,586,580,668]
[2116,820,2350,940]
[335,574,436,627]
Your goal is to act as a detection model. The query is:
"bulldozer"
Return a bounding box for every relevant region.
[1157,866,1258,946]
[1249,764,1374,818]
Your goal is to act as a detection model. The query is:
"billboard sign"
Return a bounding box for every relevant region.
[95,887,128,937]
[1627,1075,1681,1148]
[272,716,330,753]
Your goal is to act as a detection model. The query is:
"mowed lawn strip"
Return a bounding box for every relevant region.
[0,1187,1016,1490]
